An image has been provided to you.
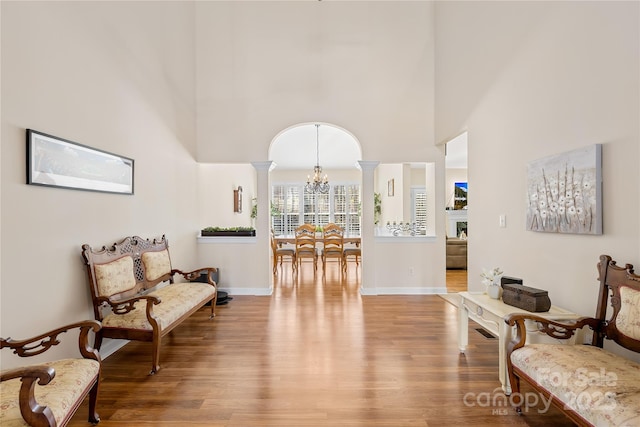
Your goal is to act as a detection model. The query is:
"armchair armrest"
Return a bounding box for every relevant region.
[0,366,56,427]
[0,365,55,383]
[97,294,161,315]
[172,267,218,286]
[1,321,102,427]
[504,313,600,353]
[0,320,101,361]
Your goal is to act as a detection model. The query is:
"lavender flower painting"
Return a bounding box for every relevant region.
[526,144,602,235]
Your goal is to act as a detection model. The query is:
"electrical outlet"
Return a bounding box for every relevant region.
[409,267,414,276]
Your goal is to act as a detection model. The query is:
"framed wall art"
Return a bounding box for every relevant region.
[526,144,602,235]
[454,182,468,210]
[26,129,134,195]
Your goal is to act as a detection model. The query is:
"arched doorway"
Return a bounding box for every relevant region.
[268,123,363,236]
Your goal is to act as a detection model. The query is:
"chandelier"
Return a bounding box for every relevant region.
[305,124,330,194]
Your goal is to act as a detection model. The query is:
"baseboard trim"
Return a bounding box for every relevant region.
[100,338,128,360]
[360,286,448,296]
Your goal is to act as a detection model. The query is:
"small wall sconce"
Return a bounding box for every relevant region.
[233,186,243,213]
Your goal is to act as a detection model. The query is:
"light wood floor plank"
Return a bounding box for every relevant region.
[68,263,573,426]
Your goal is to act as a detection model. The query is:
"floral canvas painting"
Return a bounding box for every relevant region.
[526,144,602,235]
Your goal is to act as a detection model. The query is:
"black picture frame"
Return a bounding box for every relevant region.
[26,129,134,195]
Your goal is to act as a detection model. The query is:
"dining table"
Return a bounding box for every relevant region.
[274,235,361,247]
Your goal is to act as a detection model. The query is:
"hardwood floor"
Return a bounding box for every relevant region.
[446,268,468,293]
[69,262,573,426]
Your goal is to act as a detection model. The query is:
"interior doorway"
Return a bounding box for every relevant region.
[445,132,468,292]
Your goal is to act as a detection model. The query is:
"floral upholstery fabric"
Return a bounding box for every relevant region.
[94,256,136,297]
[617,286,640,341]
[0,358,99,427]
[141,250,171,282]
[511,344,640,426]
[102,282,215,330]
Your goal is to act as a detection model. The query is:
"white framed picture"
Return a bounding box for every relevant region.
[27,129,134,195]
[526,144,602,235]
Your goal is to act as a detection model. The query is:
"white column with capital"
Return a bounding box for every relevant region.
[358,161,379,295]
[252,161,273,295]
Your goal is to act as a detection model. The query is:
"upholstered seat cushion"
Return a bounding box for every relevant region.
[0,358,99,427]
[102,282,215,330]
[511,344,640,426]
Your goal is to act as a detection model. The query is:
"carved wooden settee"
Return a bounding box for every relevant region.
[81,235,217,375]
[505,255,640,426]
[0,320,102,427]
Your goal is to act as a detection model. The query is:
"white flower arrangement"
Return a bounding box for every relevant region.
[480,267,503,287]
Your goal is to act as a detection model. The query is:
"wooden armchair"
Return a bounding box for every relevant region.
[294,224,317,272]
[1,320,102,427]
[321,223,344,274]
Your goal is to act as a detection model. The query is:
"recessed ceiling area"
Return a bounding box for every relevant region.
[269,124,362,170]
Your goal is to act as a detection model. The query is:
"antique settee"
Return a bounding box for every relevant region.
[505,255,640,426]
[81,235,218,375]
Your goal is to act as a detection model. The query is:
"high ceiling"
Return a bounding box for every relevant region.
[269,123,362,170]
[270,124,468,170]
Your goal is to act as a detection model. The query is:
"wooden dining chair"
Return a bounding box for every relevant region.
[342,246,361,273]
[321,223,344,275]
[294,223,317,272]
[271,232,296,274]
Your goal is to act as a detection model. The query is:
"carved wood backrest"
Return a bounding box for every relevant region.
[322,223,344,252]
[594,254,640,352]
[82,236,173,319]
[294,224,316,252]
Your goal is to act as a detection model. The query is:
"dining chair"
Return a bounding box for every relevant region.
[342,246,361,273]
[271,232,296,274]
[321,223,344,275]
[294,223,317,272]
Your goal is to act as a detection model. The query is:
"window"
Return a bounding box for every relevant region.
[411,186,427,235]
[271,183,361,236]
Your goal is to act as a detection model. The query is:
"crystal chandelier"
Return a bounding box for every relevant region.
[305,124,330,194]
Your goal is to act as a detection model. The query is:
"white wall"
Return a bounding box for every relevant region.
[194,1,446,295]
[436,1,639,338]
[198,164,257,229]
[1,1,198,368]
[376,164,405,225]
[195,1,436,165]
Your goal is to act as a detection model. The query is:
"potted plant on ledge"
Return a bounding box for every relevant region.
[201,226,256,237]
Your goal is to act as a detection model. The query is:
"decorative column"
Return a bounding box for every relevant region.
[358,161,379,295]
[252,161,273,294]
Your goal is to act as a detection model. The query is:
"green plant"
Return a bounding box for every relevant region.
[250,199,281,219]
[374,192,382,225]
[202,226,255,232]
